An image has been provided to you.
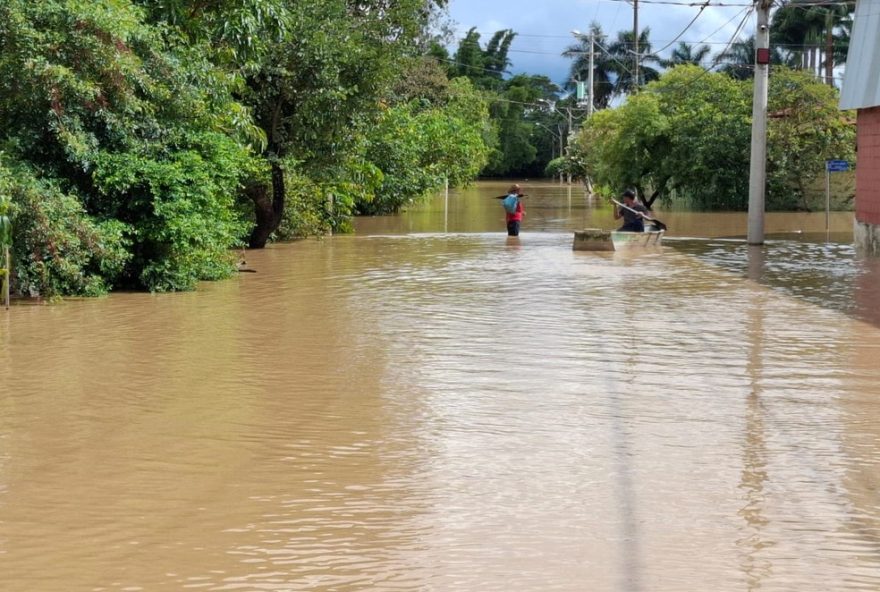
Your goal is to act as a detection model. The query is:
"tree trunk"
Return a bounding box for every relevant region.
[247,162,286,248]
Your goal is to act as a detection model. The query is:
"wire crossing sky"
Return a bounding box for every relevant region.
[446,0,761,85]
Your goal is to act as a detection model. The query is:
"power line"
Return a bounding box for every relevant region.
[696,4,754,45]
[601,0,752,5]
[652,1,712,56]
[430,56,513,76]
[772,0,854,5]
[648,5,755,93]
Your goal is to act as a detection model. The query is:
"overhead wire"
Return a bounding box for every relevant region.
[651,1,712,56]
[648,4,755,93]
[695,4,754,45]
[599,0,752,5]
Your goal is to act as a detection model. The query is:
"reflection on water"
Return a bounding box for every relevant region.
[1,182,879,591]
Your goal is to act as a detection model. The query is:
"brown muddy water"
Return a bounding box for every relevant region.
[1,181,879,591]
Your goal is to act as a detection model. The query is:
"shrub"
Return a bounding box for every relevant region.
[1,161,130,297]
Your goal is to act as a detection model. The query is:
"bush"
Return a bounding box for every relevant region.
[92,132,253,291]
[1,162,130,297]
[271,172,333,241]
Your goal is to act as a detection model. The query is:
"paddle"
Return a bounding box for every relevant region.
[611,198,668,231]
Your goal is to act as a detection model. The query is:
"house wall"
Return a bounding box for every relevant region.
[855,106,880,253]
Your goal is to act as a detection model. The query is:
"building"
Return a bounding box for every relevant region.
[840,0,880,253]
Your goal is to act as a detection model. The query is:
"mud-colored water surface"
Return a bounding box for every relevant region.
[1,182,878,591]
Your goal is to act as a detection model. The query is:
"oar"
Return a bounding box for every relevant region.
[611,198,668,231]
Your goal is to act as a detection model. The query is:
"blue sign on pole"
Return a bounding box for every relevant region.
[826,159,849,172]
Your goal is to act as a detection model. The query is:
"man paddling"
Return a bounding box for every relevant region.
[613,189,648,232]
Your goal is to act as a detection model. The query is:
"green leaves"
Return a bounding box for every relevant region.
[573,65,853,211]
[0,159,131,297]
[767,68,855,209]
[359,77,491,215]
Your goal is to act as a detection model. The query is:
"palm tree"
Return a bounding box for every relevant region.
[563,22,615,109]
[606,28,661,94]
[716,36,786,80]
[771,1,855,85]
[660,42,711,68]
[821,2,855,85]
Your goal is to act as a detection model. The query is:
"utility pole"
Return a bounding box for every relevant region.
[558,123,565,183]
[633,0,640,91]
[747,0,772,245]
[588,32,595,115]
[567,107,573,184]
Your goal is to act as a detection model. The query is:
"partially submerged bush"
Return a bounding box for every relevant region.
[1,163,130,297]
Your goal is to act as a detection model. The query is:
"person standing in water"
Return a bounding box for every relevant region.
[501,184,524,236]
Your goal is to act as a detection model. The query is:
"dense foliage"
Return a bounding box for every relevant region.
[0,0,494,296]
[572,66,855,210]
[363,77,491,214]
[0,0,860,297]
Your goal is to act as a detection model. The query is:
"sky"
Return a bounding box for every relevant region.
[445,0,758,87]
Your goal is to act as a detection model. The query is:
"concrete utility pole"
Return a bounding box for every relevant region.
[567,107,573,184]
[588,32,595,115]
[633,0,640,91]
[747,0,772,245]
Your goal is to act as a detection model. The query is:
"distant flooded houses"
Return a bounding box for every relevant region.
[841,0,880,253]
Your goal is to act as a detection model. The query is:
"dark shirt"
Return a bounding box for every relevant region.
[620,202,647,225]
[618,201,647,232]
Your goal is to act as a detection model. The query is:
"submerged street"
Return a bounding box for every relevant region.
[1,182,878,591]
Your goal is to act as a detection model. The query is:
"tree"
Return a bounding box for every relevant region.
[482,75,562,177]
[572,66,750,208]
[606,28,661,94]
[771,1,855,85]
[571,65,854,211]
[451,27,516,90]
[0,0,260,292]
[767,69,855,209]
[240,0,443,247]
[660,42,711,68]
[564,23,615,110]
[575,90,676,204]
[716,36,787,80]
[360,78,492,214]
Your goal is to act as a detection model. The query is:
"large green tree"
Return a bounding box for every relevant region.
[766,69,855,209]
[572,65,852,210]
[239,1,446,246]
[483,74,561,177]
[0,0,260,293]
[361,77,491,214]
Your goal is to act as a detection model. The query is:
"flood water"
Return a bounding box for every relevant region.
[1,181,879,591]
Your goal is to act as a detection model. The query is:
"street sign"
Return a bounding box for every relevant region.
[826,159,849,172]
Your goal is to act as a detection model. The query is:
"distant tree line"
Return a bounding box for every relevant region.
[442,0,854,184]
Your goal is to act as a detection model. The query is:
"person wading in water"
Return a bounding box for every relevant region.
[500,184,525,237]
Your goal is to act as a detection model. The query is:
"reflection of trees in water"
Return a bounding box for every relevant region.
[738,247,774,589]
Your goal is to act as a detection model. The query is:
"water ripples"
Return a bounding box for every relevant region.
[2,227,880,591]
